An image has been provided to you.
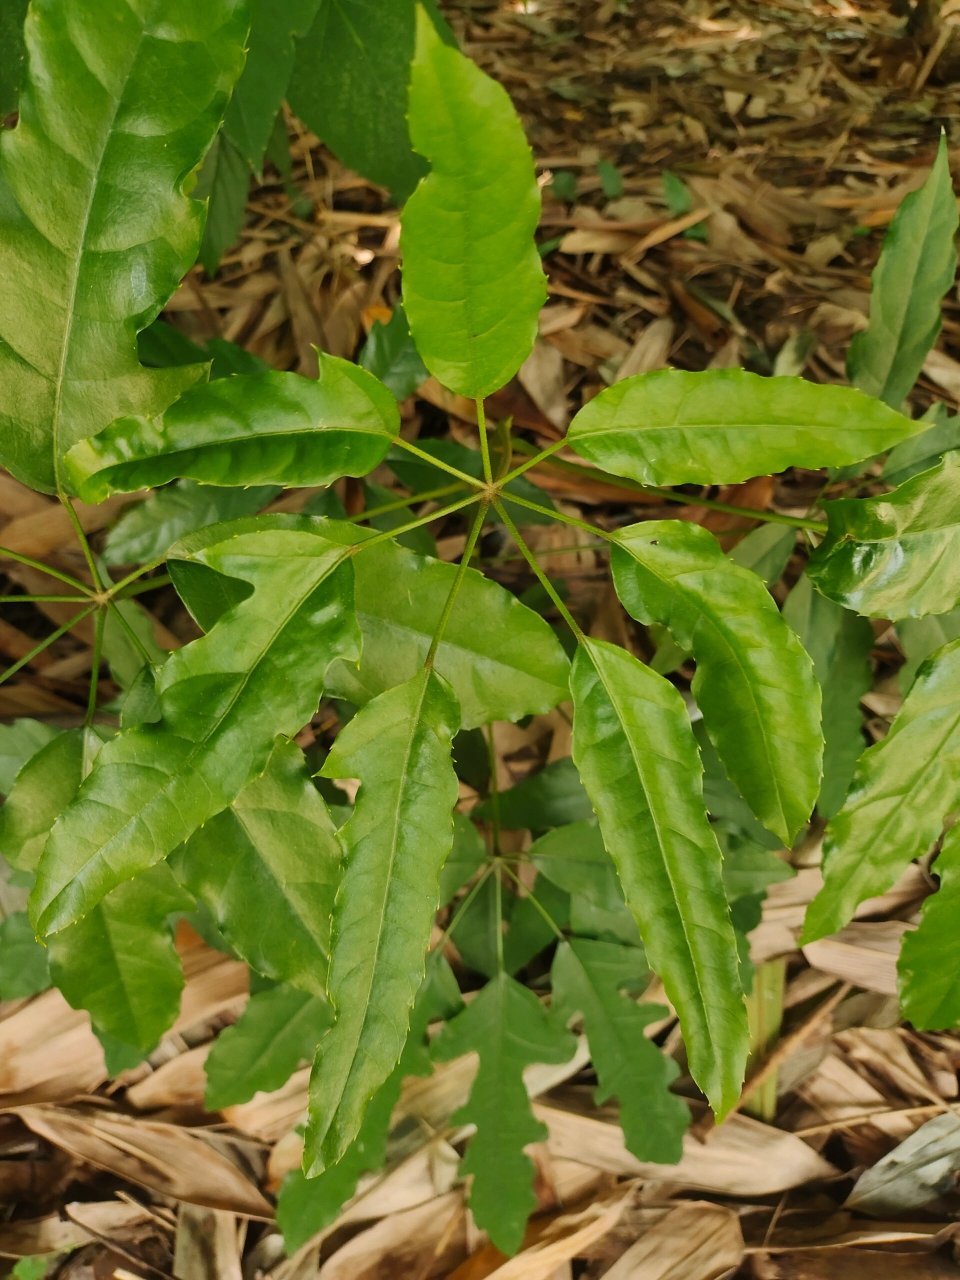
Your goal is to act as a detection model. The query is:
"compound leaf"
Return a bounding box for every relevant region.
[899,823,960,1029]
[31,524,359,935]
[612,520,821,843]
[432,972,576,1255]
[48,864,190,1069]
[551,937,688,1163]
[66,358,398,501]
[305,668,460,1173]
[205,983,332,1109]
[401,9,545,399]
[848,137,958,409]
[783,573,873,818]
[570,638,748,1116]
[803,637,960,943]
[171,740,341,995]
[566,370,920,488]
[808,454,960,620]
[0,0,247,492]
[324,539,570,727]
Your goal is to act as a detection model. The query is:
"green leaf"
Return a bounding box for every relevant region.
[401,9,546,399]
[48,864,190,1069]
[66,358,398,502]
[433,973,575,1254]
[612,520,822,843]
[899,610,960,693]
[570,638,748,1116]
[104,481,277,567]
[530,822,625,915]
[783,573,873,818]
[224,0,321,173]
[324,539,570,728]
[0,912,50,999]
[882,412,960,487]
[102,597,168,691]
[359,303,429,401]
[195,131,249,276]
[728,523,796,585]
[899,823,960,1028]
[502,875,570,974]
[288,0,436,200]
[0,0,28,116]
[848,137,958,409]
[803,636,960,943]
[552,938,688,1162]
[386,440,555,523]
[205,984,332,1109]
[480,757,593,830]
[171,740,340,995]
[439,813,487,905]
[305,668,460,1173]
[565,370,920,488]
[0,719,59,795]
[0,0,247,492]
[0,727,106,873]
[808,454,960,620]
[31,524,359,935]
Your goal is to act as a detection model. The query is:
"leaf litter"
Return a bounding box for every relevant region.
[5,0,960,1275]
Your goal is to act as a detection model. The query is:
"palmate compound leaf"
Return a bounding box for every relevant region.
[611,520,822,844]
[432,973,576,1255]
[170,740,341,996]
[551,937,689,1163]
[0,0,248,493]
[324,538,570,727]
[808,453,960,621]
[848,137,958,410]
[64,357,398,502]
[30,523,360,936]
[803,636,960,944]
[570,638,749,1117]
[899,822,960,1029]
[401,9,546,399]
[304,668,460,1174]
[565,370,920,488]
[205,983,332,1110]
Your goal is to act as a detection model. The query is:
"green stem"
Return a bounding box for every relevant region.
[354,482,469,523]
[0,594,90,604]
[494,499,585,641]
[506,437,827,532]
[501,490,612,541]
[476,399,493,485]
[85,608,106,725]
[0,604,98,686]
[0,545,94,595]
[498,436,567,487]
[435,861,495,951]
[106,597,156,667]
[115,574,172,600]
[494,861,505,974]
[61,497,104,591]
[484,723,502,859]
[500,862,566,943]
[485,539,608,565]
[106,558,166,598]
[391,436,485,489]
[350,493,481,556]
[425,502,488,666]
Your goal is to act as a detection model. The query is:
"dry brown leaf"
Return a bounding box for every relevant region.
[174,1205,244,1280]
[485,1192,631,1280]
[0,1201,154,1259]
[599,1201,743,1279]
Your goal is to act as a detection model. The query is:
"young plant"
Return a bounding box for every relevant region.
[0,0,958,1256]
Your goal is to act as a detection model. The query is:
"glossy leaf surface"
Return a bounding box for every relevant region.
[566,370,919,488]
[612,520,821,843]
[0,0,247,491]
[803,637,960,942]
[432,973,576,1255]
[401,10,545,398]
[570,638,748,1116]
[66,359,398,501]
[324,539,570,727]
[808,454,960,620]
[305,669,460,1172]
[899,823,960,1029]
[171,740,341,995]
[848,138,958,409]
[205,984,332,1109]
[783,573,873,818]
[552,938,688,1162]
[31,526,359,935]
[104,481,277,567]
[48,865,189,1067]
